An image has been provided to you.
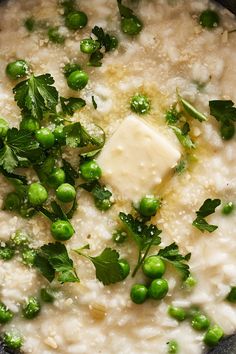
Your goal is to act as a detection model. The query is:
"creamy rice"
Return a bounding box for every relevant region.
[0,0,236,353]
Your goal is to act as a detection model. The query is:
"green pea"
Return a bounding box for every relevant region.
[80,38,100,54]
[35,127,55,149]
[167,340,179,354]
[0,245,15,261]
[118,259,130,280]
[22,296,41,319]
[142,255,165,279]
[112,229,128,244]
[28,182,48,206]
[22,248,37,266]
[51,219,74,241]
[191,313,210,331]
[20,117,40,132]
[222,202,234,215]
[63,62,81,78]
[0,118,9,137]
[199,9,220,29]
[40,288,54,303]
[130,284,148,304]
[10,230,29,247]
[95,198,112,211]
[48,168,66,188]
[130,94,151,115]
[48,26,65,44]
[65,11,88,30]
[56,183,76,203]
[80,160,102,181]
[67,70,89,90]
[184,275,197,289]
[0,302,13,324]
[148,278,169,300]
[226,286,236,303]
[4,192,21,211]
[204,325,224,347]
[121,16,143,35]
[168,306,187,321]
[220,121,235,140]
[54,125,66,144]
[6,60,29,80]
[3,332,23,349]
[139,195,160,217]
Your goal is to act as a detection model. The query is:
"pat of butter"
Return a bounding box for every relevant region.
[97,115,180,201]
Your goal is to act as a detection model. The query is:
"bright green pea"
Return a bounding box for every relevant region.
[226,286,236,303]
[40,288,54,303]
[67,70,89,90]
[80,160,102,181]
[51,219,74,241]
[168,306,187,321]
[35,127,55,149]
[3,332,23,349]
[63,62,81,78]
[121,16,143,35]
[148,278,169,300]
[54,125,66,144]
[48,168,66,188]
[199,9,220,29]
[22,296,41,319]
[184,275,197,289]
[0,118,9,137]
[95,198,112,211]
[48,26,65,44]
[142,255,165,279]
[10,230,29,247]
[204,325,224,347]
[220,121,235,140]
[118,259,130,280]
[130,284,148,304]
[191,313,210,331]
[112,229,128,244]
[0,245,15,261]
[139,195,160,217]
[130,94,150,115]
[65,11,88,30]
[0,302,13,324]
[4,192,21,211]
[28,182,48,206]
[80,38,100,54]
[56,183,76,203]
[167,340,179,354]
[6,60,29,80]
[20,117,40,132]
[22,248,37,266]
[222,202,234,215]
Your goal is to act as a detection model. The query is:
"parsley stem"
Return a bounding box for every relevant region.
[132,244,152,277]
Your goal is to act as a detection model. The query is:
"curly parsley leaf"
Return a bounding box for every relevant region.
[192,198,221,233]
[157,243,191,280]
[179,96,208,122]
[13,74,58,120]
[209,100,236,123]
[170,123,195,149]
[119,212,162,276]
[74,247,123,285]
[60,97,86,116]
[64,122,105,149]
[35,242,79,283]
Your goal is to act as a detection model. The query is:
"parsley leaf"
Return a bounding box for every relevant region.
[92,96,97,109]
[192,198,221,233]
[60,97,86,116]
[62,159,79,186]
[13,74,58,120]
[92,26,114,53]
[64,122,105,149]
[34,242,79,283]
[209,100,236,123]
[0,145,18,173]
[117,0,135,18]
[119,212,162,276]
[157,243,191,280]
[88,50,104,67]
[80,181,113,209]
[171,123,195,149]
[74,247,123,285]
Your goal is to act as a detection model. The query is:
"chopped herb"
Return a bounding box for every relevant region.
[112,229,128,244]
[178,96,208,122]
[64,122,105,149]
[192,198,221,233]
[165,107,181,125]
[157,243,191,280]
[80,181,113,211]
[60,97,86,116]
[34,242,79,283]
[24,17,36,32]
[74,246,124,285]
[62,159,79,186]
[91,26,117,53]
[175,159,187,174]
[48,26,65,44]
[226,287,236,303]
[92,95,97,109]
[88,50,104,67]
[119,212,162,276]
[0,244,15,261]
[171,123,195,149]
[209,100,236,140]
[13,74,58,120]
[117,0,143,36]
